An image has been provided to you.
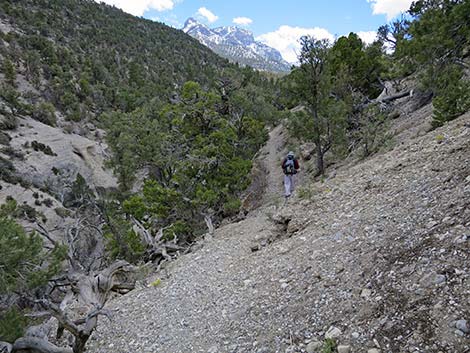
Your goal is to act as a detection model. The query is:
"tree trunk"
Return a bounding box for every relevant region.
[315,142,324,176]
[8,261,135,353]
[204,214,214,235]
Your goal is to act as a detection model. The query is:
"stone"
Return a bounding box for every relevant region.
[306,340,322,353]
[456,320,469,333]
[421,272,446,287]
[208,345,219,353]
[325,326,342,339]
[455,329,465,337]
[351,332,360,339]
[367,349,380,353]
[361,288,372,298]
[337,345,351,353]
[434,274,446,285]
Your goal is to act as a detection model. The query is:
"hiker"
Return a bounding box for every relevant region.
[282,151,299,198]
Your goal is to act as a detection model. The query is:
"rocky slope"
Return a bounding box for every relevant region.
[87,94,470,352]
[182,18,291,73]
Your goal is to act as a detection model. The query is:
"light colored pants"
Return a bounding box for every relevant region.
[284,174,295,197]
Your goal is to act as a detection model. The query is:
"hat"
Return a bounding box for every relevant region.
[287,151,294,157]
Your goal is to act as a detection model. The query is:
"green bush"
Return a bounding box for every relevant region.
[54,207,71,218]
[0,155,20,184]
[104,228,145,262]
[31,140,56,156]
[223,197,241,217]
[0,131,11,145]
[32,102,57,126]
[0,114,18,130]
[0,206,66,292]
[163,220,191,241]
[0,307,27,343]
[432,78,470,128]
[322,338,337,353]
[2,58,16,87]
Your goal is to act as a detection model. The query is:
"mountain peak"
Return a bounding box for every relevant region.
[182,18,290,73]
[183,17,206,33]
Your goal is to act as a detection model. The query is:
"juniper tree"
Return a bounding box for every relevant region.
[289,36,348,176]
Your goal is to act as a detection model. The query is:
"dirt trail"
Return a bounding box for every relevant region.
[89,112,470,353]
[253,124,307,211]
[89,123,299,353]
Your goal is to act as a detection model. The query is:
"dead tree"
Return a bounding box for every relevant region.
[130,216,185,262]
[0,204,135,353]
[1,261,135,353]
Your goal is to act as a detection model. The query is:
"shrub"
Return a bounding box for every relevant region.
[0,155,20,184]
[432,78,470,128]
[54,207,71,218]
[297,186,315,200]
[1,146,24,160]
[0,217,44,293]
[223,197,241,217]
[42,198,53,207]
[0,307,27,343]
[104,228,145,263]
[322,338,337,353]
[32,102,57,126]
[0,131,11,145]
[31,140,56,156]
[0,113,18,130]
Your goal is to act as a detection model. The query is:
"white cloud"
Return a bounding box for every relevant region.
[96,0,176,16]
[233,17,253,26]
[357,31,378,45]
[367,0,414,20]
[153,13,182,28]
[197,7,218,23]
[256,25,335,63]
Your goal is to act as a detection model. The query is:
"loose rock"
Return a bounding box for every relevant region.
[456,319,469,333]
[337,345,351,353]
[306,340,322,353]
[325,326,342,339]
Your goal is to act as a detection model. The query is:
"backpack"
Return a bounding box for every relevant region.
[284,159,295,174]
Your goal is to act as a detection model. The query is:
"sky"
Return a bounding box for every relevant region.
[94,0,414,63]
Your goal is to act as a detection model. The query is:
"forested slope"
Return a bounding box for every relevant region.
[0,0,469,352]
[0,1,281,350]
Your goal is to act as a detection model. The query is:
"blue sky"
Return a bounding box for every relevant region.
[96,0,414,62]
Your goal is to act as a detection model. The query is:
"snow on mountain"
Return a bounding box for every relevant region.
[182,18,291,73]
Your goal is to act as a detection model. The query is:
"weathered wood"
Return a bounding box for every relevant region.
[203,214,214,235]
[9,261,135,353]
[13,338,72,353]
[0,341,13,353]
[378,90,413,104]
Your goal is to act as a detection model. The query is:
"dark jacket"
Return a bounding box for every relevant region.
[281,158,299,175]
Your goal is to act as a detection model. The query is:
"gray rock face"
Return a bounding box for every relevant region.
[7,117,117,193]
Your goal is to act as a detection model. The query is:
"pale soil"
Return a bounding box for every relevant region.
[88,108,470,353]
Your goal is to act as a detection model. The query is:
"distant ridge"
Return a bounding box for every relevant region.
[183,18,291,73]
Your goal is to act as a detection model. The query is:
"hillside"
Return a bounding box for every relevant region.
[87,95,470,353]
[1,1,469,352]
[0,0,278,239]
